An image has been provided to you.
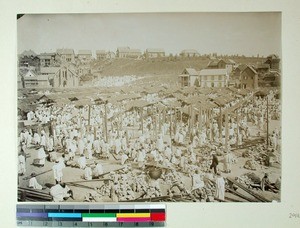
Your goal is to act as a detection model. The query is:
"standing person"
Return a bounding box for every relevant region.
[210,153,219,174]
[223,150,234,173]
[215,173,225,201]
[52,160,64,184]
[18,152,26,176]
[77,137,85,155]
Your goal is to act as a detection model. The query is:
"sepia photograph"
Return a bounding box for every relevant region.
[17,13,282,203]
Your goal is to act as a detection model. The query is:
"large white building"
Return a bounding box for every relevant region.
[179,68,228,88]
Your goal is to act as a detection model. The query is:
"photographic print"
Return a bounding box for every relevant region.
[17,13,281,203]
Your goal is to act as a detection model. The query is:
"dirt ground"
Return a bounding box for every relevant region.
[18,119,281,203]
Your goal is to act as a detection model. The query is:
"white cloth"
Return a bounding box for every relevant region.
[52,163,64,182]
[192,174,204,190]
[50,184,71,202]
[37,148,47,165]
[18,154,26,174]
[29,177,43,190]
[215,176,225,200]
[78,156,86,169]
[84,167,92,180]
[94,163,104,176]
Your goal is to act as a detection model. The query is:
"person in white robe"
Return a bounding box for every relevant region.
[84,166,93,180]
[52,161,64,183]
[223,151,234,173]
[192,170,204,191]
[115,137,122,154]
[40,134,46,147]
[18,153,26,175]
[86,141,93,159]
[50,183,73,202]
[29,173,43,190]
[33,132,41,145]
[77,137,85,155]
[121,152,129,165]
[215,173,225,201]
[93,137,101,155]
[77,154,86,169]
[37,147,47,166]
[93,162,104,177]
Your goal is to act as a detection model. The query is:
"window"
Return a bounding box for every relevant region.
[45,59,50,66]
[218,75,222,80]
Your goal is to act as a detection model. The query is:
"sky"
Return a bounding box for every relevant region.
[17,13,281,57]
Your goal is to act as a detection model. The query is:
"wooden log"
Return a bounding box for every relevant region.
[224,195,243,202]
[65,178,111,184]
[225,186,257,202]
[22,169,52,180]
[67,183,95,190]
[227,177,270,202]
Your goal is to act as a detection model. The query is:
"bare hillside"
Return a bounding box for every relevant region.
[91,57,266,77]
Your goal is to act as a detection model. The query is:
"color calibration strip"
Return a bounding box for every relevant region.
[17,204,166,227]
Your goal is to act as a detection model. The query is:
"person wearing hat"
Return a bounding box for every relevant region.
[29,173,43,190]
[210,153,219,174]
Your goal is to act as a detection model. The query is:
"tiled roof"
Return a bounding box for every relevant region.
[199,68,228,76]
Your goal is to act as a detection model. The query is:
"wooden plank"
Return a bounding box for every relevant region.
[227,177,270,202]
[22,169,52,180]
[225,186,257,202]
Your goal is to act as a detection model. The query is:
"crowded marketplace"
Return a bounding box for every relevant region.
[17,73,281,203]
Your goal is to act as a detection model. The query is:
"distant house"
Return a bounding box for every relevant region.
[96,50,107,60]
[240,66,258,89]
[264,54,280,70]
[19,50,40,69]
[77,63,91,77]
[145,49,165,58]
[116,47,142,58]
[21,70,50,88]
[206,59,236,74]
[231,64,247,88]
[179,68,228,88]
[38,52,56,67]
[179,68,199,87]
[53,65,79,88]
[198,69,228,88]
[78,50,92,62]
[40,66,60,76]
[56,49,75,64]
[258,71,280,87]
[180,49,200,58]
[106,51,115,59]
[255,63,270,76]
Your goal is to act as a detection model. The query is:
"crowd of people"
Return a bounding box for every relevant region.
[18,87,281,202]
[94,75,138,87]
